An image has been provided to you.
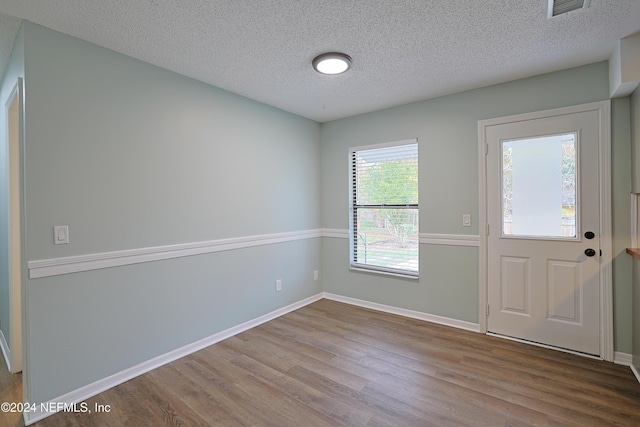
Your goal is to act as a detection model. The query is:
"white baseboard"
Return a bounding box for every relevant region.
[614,351,633,366]
[333,296,640,384]
[0,330,11,372]
[631,354,640,385]
[23,293,324,425]
[609,352,640,385]
[323,292,481,332]
[631,364,640,384]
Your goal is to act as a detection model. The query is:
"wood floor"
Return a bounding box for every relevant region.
[0,349,22,427]
[3,299,640,426]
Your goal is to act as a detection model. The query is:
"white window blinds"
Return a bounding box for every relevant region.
[350,140,419,277]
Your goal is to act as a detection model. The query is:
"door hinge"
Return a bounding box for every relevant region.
[485,143,488,155]
[486,304,490,316]
[600,249,602,256]
[486,224,490,236]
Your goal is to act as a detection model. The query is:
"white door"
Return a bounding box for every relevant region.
[484,106,603,356]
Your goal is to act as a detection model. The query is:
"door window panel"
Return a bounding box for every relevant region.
[502,133,576,238]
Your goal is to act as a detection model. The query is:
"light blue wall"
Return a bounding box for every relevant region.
[19,22,322,403]
[322,62,613,231]
[23,23,320,259]
[320,62,634,353]
[0,24,23,363]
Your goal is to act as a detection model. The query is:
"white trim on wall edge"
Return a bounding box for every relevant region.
[0,330,11,373]
[28,229,324,279]
[28,229,480,279]
[612,352,640,385]
[22,293,324,425]
[322,228,349,238]
[321,229,480,247]
[324,293,480,332]
[477,100,614,362]
[419,233,480,247]
[614,351,633,366]
[632,364,640,384]
[615,352,640,384]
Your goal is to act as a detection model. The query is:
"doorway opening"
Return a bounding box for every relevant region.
[478,101,613,361]
[1,78,24,373]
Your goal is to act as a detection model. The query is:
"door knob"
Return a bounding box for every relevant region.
[584,248,596,257]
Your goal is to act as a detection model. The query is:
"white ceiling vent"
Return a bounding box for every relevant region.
[548,0,591,18]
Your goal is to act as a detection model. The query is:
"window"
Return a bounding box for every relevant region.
[350,139,419,277]
[501,133,577,238]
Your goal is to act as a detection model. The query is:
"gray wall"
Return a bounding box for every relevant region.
[19,22,322,403]
[320,61,634,353]
[0,25,23,364]
[611,97,632,355]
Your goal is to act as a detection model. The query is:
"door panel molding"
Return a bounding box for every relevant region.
[478,100,612,361]
[500,256,531,315]
[547,259,581,324]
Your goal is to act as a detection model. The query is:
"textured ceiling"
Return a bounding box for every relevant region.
[0,13,21,81]
[0,1,639,122]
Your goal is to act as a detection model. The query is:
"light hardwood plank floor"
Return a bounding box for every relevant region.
[0,347,22,427]
[7,299,640,426]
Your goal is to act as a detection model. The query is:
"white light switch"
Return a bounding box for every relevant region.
[463,214,471,227]
[54,225,69,245]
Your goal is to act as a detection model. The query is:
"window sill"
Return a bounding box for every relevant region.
[350,266,419,280]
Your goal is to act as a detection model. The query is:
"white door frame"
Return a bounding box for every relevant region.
[2,77,25,373]
[478,100,613,361]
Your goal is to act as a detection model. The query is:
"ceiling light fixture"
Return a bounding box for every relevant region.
[312,52,352,75]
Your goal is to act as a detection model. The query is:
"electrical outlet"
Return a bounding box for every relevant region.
[313,270,319,281]
[275,279,282,292]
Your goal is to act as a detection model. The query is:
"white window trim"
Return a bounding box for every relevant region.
[349,138,419,278]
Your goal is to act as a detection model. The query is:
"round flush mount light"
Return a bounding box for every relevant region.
[312,52,352,75]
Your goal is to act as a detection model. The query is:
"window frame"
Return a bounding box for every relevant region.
[349,139,419,279]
